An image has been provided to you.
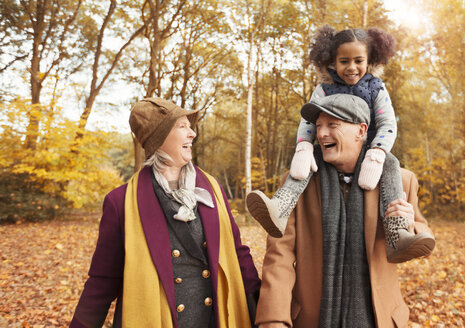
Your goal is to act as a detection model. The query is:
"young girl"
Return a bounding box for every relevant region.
[246,26,434,263]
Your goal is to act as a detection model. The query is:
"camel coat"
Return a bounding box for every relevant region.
[255,169,433,328]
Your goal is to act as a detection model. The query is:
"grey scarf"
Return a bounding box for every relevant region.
[316,145,375,328]
[152,162,214,222]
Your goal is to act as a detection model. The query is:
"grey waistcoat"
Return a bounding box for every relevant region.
[151,173,215,328]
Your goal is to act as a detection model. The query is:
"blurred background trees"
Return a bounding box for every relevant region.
[1,0,464,221]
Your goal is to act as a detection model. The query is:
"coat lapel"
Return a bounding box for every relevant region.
[364,187,380,263]
[194,166,220,293]
[136,167,177,324]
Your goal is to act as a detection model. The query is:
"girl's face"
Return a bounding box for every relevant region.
[334,41,368,85]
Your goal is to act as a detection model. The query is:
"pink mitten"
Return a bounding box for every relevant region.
[358,148,386,190]
[290,141,318,180]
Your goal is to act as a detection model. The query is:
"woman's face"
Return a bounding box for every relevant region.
[159,116,196,169]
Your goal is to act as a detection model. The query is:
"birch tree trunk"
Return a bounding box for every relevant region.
[362,0,368,28]
[245,31,254,197]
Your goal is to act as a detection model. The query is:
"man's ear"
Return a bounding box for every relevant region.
[356,123,368,140]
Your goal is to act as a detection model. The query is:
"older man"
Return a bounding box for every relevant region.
[255,94,434,328]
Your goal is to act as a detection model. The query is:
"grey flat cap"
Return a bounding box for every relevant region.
[300,94,371,125]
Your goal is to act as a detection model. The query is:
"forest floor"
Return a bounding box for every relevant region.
[0,217,464,327]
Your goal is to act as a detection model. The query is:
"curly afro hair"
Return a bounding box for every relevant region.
[309,25,336,69]
[309,26,397,68]
[367,27,396,65]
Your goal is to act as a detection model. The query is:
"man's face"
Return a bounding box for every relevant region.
[316,112,367,173]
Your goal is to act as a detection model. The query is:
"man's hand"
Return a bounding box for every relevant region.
[258,323,288,328]
[385,192,414,232]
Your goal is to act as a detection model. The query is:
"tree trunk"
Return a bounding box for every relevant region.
[72,0,145,154]
[24,1,46,150]
[362,0,368,28]
[146,0,162,98]
[273,144,282,191]
[259,147,268,193]
[245,32,254,198]
[23,0,83,150]
[424,132,434,203]
[135,0,188,171]
[223,169,233,199]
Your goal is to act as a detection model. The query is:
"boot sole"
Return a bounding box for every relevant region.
[387,235,435,263]
[246,192,283,238]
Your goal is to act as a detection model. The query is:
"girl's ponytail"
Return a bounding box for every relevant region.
[367,28,396,65]
[309,25,336,68]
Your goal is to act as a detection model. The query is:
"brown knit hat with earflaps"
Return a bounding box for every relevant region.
[129,97,200,159]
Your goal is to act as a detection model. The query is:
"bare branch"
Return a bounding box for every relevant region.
[0,54,28,73]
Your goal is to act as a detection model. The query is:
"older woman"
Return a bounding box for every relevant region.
[70,98,261,328]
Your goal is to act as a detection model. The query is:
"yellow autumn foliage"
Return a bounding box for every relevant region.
[0,99,124,219]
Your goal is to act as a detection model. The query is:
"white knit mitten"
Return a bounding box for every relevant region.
[290,141,318,180]
[358,148,386,190]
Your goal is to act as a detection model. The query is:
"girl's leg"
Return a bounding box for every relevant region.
[380,153,435,262]
[246,172,311,238]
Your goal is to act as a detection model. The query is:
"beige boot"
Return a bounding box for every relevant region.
[384,216,435,263]
[246,187,299,238]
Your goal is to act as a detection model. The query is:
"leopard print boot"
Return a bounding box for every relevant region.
[246,186,301,238]
[383,216,435,263]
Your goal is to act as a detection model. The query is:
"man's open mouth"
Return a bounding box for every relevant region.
[323,142,336,149]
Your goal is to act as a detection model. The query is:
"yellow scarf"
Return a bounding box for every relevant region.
[122,169,251,328]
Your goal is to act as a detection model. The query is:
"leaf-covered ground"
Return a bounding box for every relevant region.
[0,218,463,327]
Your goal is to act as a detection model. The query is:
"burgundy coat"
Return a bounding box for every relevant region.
[70,166,261,327]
